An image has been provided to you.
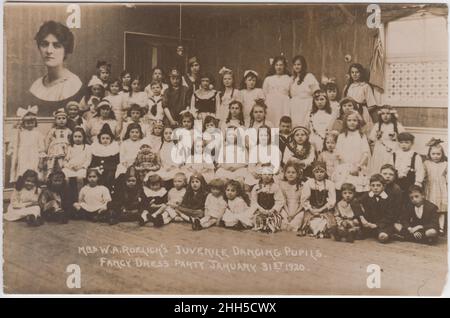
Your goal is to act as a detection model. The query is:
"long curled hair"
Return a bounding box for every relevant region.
[343,63,370,97]
[226,100,245,126]
[291,55,308,86]
[282,161,304,189]
[311,89,332,115]
[377,105,399,135]
[249,99,268,128]
[225,179,250,206]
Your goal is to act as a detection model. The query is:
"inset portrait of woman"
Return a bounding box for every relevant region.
[28,21,84,116]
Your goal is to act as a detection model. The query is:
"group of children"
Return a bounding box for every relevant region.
[5,57,447,245]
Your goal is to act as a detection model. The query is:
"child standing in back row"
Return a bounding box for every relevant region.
[423,138,447,235]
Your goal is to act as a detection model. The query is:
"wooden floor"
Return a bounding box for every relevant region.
[2,219,448,296]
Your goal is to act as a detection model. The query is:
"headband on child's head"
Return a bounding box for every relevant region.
[312,161,327,173]
[66,101,79,110]
[244,70,258,78]
[321,76,336,86]
[378,105,398,119]
[53,107,67,118]
[96,100,112,111]
[219,67,232,76]
[290,126,310,137]
[153,119,164,128]
[17,105,38,119]
[87,76,103,87]
[188,56,198,65]
[426,137,444,147]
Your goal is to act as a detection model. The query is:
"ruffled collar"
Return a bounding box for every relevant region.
[91,141,120,157]
[143,187,167,197]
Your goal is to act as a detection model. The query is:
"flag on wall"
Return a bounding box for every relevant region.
[369,27,385,91]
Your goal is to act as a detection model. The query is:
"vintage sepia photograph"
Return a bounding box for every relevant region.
[1,1,448,296]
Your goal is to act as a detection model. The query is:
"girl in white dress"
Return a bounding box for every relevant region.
[124,75,148,112]
[368,105,404,175]
[4,169,42,226]
[334,111,370,194]
[343,63,376,129]
[116,123,144,177]
[221,100,246,131]
[279,161,304,231]
[217,67,242,124]
[104,78,126,125]
[263,56,291,125]
[307,89,335,153]
[288,55,320,126]
[248,100,274,129]
[62,127,91,190]
[240,70,265,123]
[159,126,183,181]
[324,81,340,119]
[423,138,448,235]
[7,106,46,183]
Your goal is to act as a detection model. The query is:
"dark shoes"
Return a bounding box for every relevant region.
[26,215,43,227]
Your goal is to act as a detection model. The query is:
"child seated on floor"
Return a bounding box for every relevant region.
[107,166,146,225]
[139,174,168,226]
[4,169,42,226]
[248,164,285,233]
[157,172,188,225]
[192,178,227,231]
[298,161,336,238]
[397,185,439,245]
[38,170,71,224]
[222,179,252,229]
[359,174,396,243]
[73,168,112,222]
[176,173,208,223]
[331,183,362,243]
[380,164,404,231]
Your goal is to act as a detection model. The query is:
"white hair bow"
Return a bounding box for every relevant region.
[321,76,336,85]
[244,70,258,78]
[16,105,38,118]
[219,67,232,76]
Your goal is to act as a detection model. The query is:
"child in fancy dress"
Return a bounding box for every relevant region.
[89,124,120,190]
[298,161,336,238]
[44,108,72,178]
[139,174,168,227]
[248,165,286,233]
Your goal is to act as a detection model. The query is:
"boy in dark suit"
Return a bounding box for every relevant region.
[278,116,292,161]
[359,174,396,243]
[397,185,439,244]
[380,164,404,233]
